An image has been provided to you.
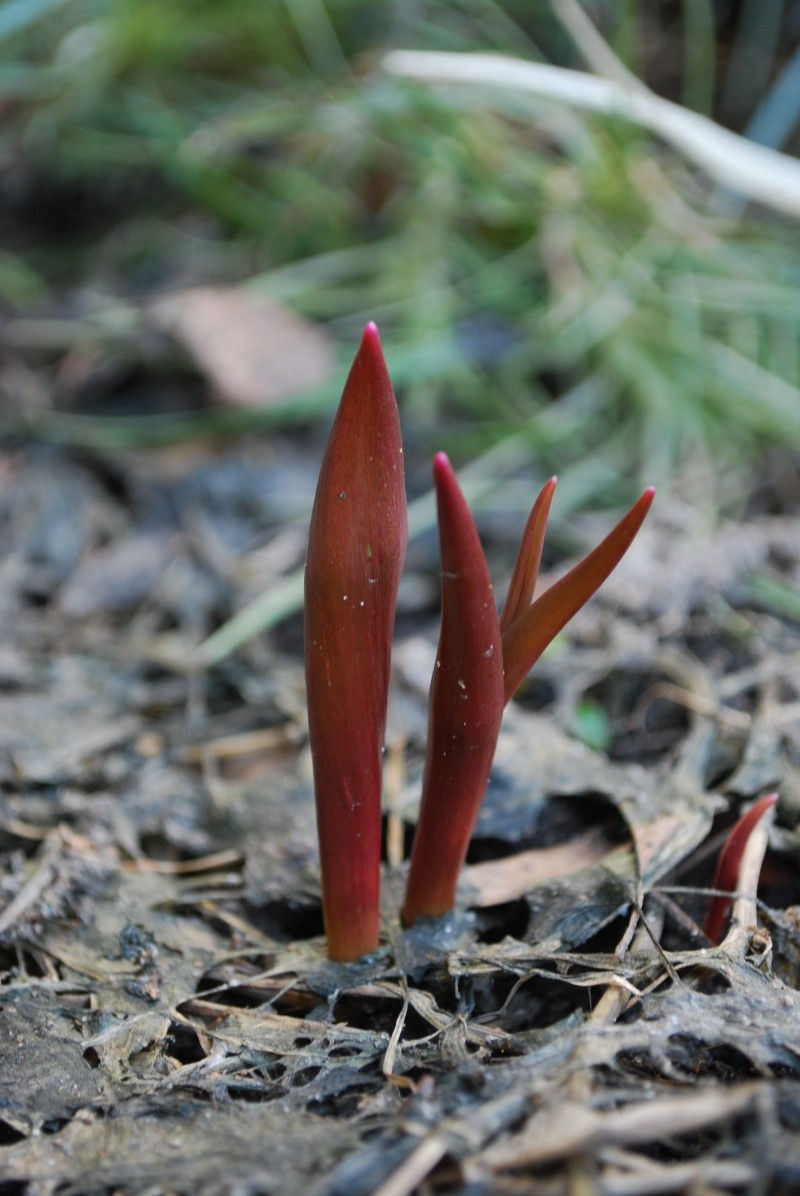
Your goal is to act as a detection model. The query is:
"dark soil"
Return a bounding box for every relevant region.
[2,431,800,1195]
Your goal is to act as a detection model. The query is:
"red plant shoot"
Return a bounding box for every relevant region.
[704,792,778,945]
[401,469,654,926]
[499,476,557,634]
[501,487,655,703]
[304,323,407,961]
[306,324,655,950]
[402,454,505,926]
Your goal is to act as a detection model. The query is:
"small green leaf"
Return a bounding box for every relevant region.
[573,699,612,752]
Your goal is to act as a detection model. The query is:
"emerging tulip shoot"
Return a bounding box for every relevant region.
[401,453,505,926]
[402,471,654,924]
[304,323,407,961]
[305,324,654,958]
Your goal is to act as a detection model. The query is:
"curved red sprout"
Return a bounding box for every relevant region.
[704,792,778,945]
[500,476,557,634]
[501,487,655,703]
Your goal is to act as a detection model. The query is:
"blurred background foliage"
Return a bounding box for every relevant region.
[1,0,800,510]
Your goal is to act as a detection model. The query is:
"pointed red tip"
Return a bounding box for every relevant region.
[630,487,656,519]
[358,322,383,363]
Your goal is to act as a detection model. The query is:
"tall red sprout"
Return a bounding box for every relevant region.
[304,324,407,960]
[402,454,505,926]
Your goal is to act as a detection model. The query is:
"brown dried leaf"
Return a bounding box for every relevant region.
[461,829,621,907]
[149,287,334,408]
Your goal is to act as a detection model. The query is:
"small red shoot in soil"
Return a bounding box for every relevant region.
[704,792,778,945]
[304,323,407,961]
[402,470,654,926]
[402,453,506,926]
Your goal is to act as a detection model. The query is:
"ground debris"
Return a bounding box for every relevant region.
[3,444,800,1192]
[0,1095,362,1196]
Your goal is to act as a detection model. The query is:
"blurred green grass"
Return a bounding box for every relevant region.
[1,0,800,503]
